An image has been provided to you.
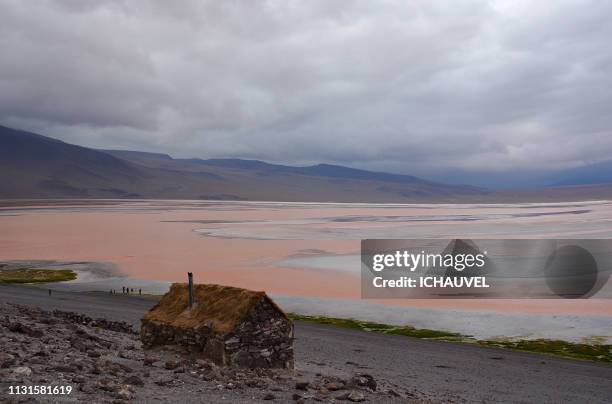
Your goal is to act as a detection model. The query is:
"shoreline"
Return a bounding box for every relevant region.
[2,198,612,208]
[2,260,611,344]
[2,281,611,363]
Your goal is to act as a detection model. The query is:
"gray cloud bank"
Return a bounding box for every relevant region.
[1,0,611,178]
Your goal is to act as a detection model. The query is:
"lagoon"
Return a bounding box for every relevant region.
[1,199,611,342]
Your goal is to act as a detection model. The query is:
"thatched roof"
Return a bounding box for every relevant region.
[143,283,287,333]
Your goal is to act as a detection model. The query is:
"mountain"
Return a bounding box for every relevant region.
[0,126,149,198]
[549,160,612,187]
[0,125,485,202]
[3,125,612,202]
[101,153,456,187]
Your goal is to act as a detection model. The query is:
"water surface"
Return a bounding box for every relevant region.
[1,199,611,341]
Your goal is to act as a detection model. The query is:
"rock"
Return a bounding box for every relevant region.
[96,377,121,392]
[88,351,101,358]
[53,364,77,373]
[154,377,174,387]
[29,357,45,365]
[251,378,269,389]
[73,375,86,384]
[70,337,90,352]
[292,392,302,401]
[295,381,310,390]
[96,360,133,376]
[33,350,48,357]
[387,389,400,397]
[231,349,252,368]
[51,310,135,334]
[347,390,366,402]
[115,386,133,400]
[195,359,213,370]
[123,375,144,386]
[13,366,32,377]
[0,353,16,368]
[263,392,276,400]
[224,337,240,347]
[325,381,345,391]
[8,322,43,338]
[350,373,376,391]
[79,383,95,394]
[335,391,350,400]
[164,360,179,370]
[119,351,132,359]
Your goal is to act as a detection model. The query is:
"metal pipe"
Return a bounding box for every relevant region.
[188,272,194,309]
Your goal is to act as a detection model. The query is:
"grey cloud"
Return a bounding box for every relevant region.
[1,0,611,174]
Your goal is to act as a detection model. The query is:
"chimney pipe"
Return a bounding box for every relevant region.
[188,272,194,309]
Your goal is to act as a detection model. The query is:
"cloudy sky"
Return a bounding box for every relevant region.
[1,0,611,185]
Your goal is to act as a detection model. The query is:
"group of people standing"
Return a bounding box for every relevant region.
[109,286,142,295]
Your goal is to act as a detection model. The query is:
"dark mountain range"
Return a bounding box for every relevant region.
[2,125,612,202]
[0,126,150,198]
[549,160,612,187]
[1,125,485,201]
[101,153,446,186]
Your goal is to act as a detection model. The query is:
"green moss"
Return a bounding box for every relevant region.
[0,268,77,284]
[289,313,612,363]
[581,335,608,345]
[288,313,466,341]
[479,339,612,363]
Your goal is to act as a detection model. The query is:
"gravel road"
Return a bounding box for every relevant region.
[1,284,610,403]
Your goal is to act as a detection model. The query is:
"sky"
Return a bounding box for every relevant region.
[1,0,611,186]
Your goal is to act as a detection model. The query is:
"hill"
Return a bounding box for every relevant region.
[550,160,612,186]
[4,125,612,202]
[0,125,485,202]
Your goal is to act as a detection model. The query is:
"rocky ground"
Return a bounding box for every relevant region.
[0,303,417,403]
[2,286,611,403]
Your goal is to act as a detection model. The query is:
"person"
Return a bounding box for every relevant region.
[48,289,51,296]
[139,288,142,295]
[122,286,125,294]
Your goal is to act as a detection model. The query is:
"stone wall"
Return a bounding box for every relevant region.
[140,298,293,369]
[225,298,294,369]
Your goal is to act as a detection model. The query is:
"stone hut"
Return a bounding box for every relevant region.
[140,283,294,369]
